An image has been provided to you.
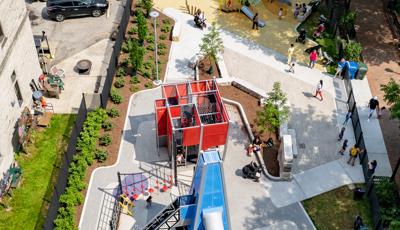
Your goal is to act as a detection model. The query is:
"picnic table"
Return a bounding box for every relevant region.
[47,74,64,90]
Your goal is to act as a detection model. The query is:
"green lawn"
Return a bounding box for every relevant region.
[0,114,76,230]
[303,184,373,230]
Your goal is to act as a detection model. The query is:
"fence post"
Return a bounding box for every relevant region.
[390,157,400,182]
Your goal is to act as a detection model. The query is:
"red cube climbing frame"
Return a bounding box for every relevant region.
[155,79,229,154]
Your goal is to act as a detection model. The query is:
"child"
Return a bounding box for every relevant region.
[278,8,283,19]
[338,139,348,155]
[378,106,386,118]
[289,62,295,73]
[338,127,345,141]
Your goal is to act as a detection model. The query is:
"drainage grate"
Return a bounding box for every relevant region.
[299,143,306,149]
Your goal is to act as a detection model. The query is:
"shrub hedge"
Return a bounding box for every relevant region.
[54,108,107,229]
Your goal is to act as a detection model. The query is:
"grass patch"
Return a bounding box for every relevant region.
[303,184,373,230]
[0,114,75,230]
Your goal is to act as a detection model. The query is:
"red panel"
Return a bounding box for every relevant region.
[167,111,173,143]
[191,82,207,93]
[182,126,201,146]
[177,84,187,97]
[163,85,176,98]
[201,123,229,150]
[179,98,188,104]
[155,99,166,107]
[157,108,167,135]
[169,106,181,118]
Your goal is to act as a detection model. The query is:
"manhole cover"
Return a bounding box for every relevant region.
[299,143,306,149]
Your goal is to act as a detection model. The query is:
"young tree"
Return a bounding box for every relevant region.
[199,22,224,73]
[128,39,145,72]
[136,10,147,43]
[256,82,290,136]
[381,78,400,121]
[142,0,153,18]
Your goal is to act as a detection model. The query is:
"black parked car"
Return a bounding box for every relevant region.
[46,0,109,22]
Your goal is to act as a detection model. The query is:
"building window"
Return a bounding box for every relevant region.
[11,72,23,107]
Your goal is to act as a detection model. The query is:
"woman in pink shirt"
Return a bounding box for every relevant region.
[309,49,318,69]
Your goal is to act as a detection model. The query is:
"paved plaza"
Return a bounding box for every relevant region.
[80,5,392,230]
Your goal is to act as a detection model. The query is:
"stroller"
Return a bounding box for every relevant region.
[242,161,262,182]
[296,29,307,44]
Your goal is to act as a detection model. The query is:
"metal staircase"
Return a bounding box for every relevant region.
[143,198,181,230]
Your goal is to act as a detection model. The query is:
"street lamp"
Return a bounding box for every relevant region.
[150,11,162,86]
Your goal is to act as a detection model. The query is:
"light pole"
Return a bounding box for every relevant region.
[150,11,161,86]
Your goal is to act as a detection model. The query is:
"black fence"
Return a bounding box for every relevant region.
[43,97,88,229]
[343,78,384,230]
[100,0,132,108]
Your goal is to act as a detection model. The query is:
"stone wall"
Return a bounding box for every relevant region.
[0,0,42,174]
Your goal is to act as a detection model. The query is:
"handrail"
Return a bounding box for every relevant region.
[143,198,180,230]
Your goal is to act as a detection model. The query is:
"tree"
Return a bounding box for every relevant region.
[142,0,153,18]
[256,82,290,136]
[128,39,145,72]
[199,22,224,73]
[136,10,147,43]
[381,78,400,121]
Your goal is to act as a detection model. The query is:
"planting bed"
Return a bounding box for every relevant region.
[75,4,173,225]
[219,85,280,176]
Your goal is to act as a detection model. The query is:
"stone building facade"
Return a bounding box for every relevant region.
[0,0,42,174]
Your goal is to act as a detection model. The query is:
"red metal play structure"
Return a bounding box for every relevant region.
[155,79,230,184]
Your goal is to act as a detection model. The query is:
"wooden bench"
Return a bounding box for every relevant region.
[37,112,53,127]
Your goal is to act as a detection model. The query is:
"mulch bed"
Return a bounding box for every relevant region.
[198,58,221,80]
[75,4,173,224]
[219,85,280,177]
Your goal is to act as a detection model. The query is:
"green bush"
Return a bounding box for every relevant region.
[110,88,123,104]
[121,42,129,53]
[316,37,339,59]
[146,34,155,43]
[128,26,138,35]
[107,108,120,118]
[375,179,400,227]
[130,76,141,84]
[102,121,113,131]
[54,109,107,229]
[143,71,151,79]
[95,149,108,163]
[99,134,112,146]
[159,34,167,40]
[161,24,171,33]
[343,40,362,61]
[143,61,153,70]
[142,0,153,18]
[157,49,166,56]
[147,45,155,51]
[144,81,153,88]
[158,43,166,50]
[162,19,171,25]
[130,85,140,93]
[116,67,126,77]
[114,78,125,88]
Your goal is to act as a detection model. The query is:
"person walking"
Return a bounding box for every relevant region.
[348,145,363,166]
[367,96,379,121]
[278,8,283,19]
[252,13,259,30]
[338,127,345,141]
[287,44,295,64]
[343,110,352,126]
[146,195,153,208]
[367,160,377,178]
[309,49,318,68]
[313,80,323,101]
[338,139,348,155]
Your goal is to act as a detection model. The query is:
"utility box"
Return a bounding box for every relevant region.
[356,62,368,80]
[278,135,293,180]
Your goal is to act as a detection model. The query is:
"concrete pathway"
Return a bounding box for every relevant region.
[223,105,316,230]
[79,88,173,230]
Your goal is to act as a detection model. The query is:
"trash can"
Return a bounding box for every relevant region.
[356,62,368,80]
[353,187,366,200]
